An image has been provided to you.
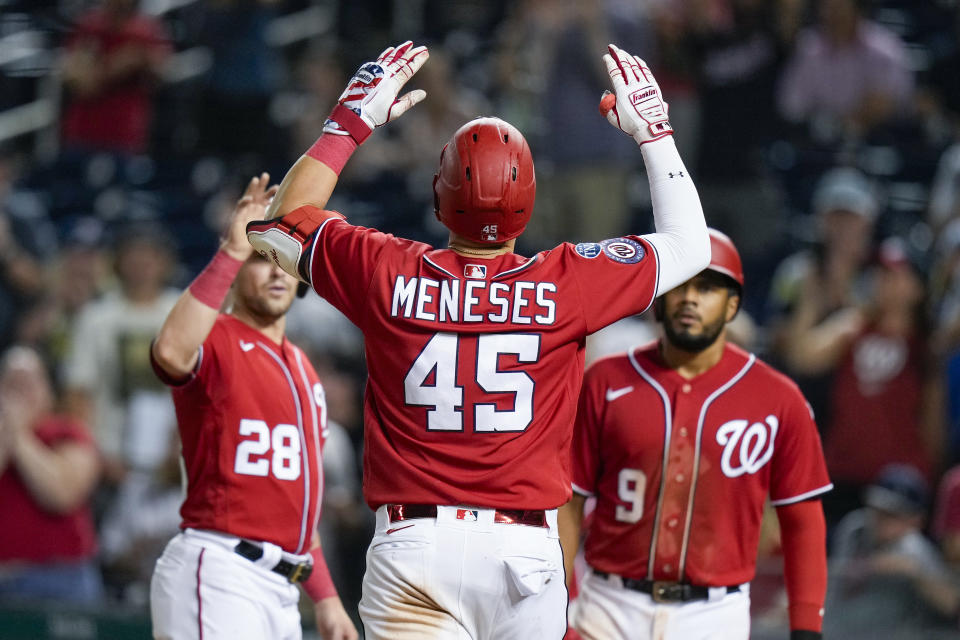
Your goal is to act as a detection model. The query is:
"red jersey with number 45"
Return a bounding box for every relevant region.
[303,208,661,510]
[152,314,327,554]
[572,342,832,587]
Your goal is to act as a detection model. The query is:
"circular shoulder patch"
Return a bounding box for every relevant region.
[575,242,602,259]
[600,238,645,264]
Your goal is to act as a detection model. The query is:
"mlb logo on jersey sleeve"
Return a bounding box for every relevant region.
[600,238,645,264]
[464,264,487,279]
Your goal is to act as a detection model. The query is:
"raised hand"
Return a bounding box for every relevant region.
[323,41,429,143]
[599,44,672,145]
[222,173,280,261]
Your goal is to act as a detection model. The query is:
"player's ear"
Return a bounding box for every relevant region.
[725,291,740,323]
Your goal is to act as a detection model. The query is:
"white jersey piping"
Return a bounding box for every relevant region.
[257,341,311,554]
[677,354,756,579]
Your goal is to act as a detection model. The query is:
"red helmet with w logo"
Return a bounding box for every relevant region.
[433,117,536,244]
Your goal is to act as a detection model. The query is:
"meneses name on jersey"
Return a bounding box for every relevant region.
[390,276,557,326]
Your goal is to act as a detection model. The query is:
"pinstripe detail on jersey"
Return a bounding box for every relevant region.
[307,216,346,286]
[571,482,594,497]
[196,547,205,640]
[492,256,539,280]
[628,347,673,578]
[641,238,660,312]
[293,347,324,548]
[422,255,457,279]
[770,483,834,507]
[678,354,756,579]
[257,341,311,554]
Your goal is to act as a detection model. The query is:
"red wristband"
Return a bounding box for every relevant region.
[306,132,359,176]
[303,547,337,602]
[188,250,243,310]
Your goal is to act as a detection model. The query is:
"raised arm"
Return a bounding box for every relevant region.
[600,44,710,296]
[248,42,429,284]
[265,41,429,221]
[151,174,277,380]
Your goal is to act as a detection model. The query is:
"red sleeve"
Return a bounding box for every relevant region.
[308,215,395,328]
[776,499,827,632]
[571,364,605,496]
[151,316,228,395]
[559,237,659,335]
[769,381,832,506]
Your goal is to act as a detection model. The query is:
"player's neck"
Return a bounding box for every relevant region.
[660,335,726,379]
[448,234,516,258]
[230,307,286,346]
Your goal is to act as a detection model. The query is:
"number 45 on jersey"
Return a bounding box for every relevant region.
[404,332,539,432]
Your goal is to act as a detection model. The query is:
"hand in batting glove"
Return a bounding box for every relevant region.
[599,44,672,145]
[323,41,429,144]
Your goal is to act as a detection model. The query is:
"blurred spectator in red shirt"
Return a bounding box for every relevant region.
[822,239,944,526]
[61,0,171,154]
[0,346,102,604]
[768,166,879,426]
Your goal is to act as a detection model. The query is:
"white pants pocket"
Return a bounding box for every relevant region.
[503,554,559,597]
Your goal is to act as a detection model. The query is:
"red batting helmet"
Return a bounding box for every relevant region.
[706,228,744,294]
[433,117,535,244]
[654,228,744,321]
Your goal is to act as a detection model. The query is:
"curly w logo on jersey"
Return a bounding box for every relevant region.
[716,415,779,478]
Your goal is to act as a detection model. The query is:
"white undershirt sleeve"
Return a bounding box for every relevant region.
[638,137,711,297]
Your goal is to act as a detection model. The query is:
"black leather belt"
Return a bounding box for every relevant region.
[593,570,740,603]
[234,540,313,583]
[387,504,548,528]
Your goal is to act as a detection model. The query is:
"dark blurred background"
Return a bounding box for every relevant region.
[2,0,960,638]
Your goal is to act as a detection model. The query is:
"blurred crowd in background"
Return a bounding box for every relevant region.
[2,0,960,637]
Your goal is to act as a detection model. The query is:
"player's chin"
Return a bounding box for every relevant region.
[667,319,701,338]
[258,292,296,317]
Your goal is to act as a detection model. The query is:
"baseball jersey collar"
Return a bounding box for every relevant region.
[224,313,289,351]
[643,341,752,390]
[422,249,539,281]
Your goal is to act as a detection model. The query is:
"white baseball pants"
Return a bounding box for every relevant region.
[150,529,304,640]
[360,505,568,640]
[570,569,751,640]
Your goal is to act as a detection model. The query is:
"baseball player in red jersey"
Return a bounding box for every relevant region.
[559,230,833,640]
[246,41,710,639]
[148,175,357,640]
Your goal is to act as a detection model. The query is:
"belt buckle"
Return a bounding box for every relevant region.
[288,562,307,584]
[651,581,684,603]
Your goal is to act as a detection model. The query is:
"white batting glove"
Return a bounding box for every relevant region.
[323,41,429,143]
[599,44,672,146]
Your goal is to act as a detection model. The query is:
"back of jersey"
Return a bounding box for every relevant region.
[306,213,660,509]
